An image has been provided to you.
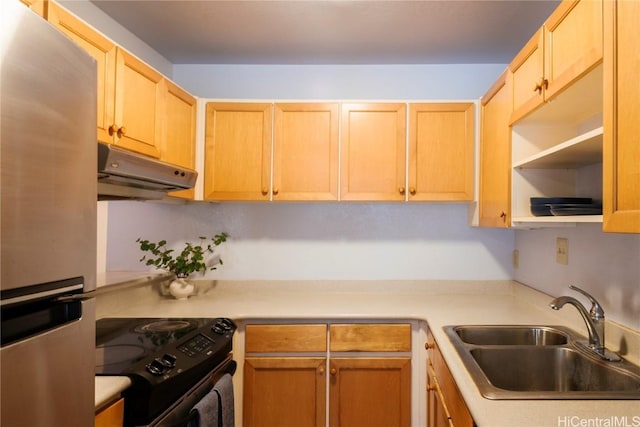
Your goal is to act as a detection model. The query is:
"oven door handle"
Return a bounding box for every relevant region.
[150,358,236,427]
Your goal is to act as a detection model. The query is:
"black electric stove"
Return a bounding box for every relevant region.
[96,317,236,426]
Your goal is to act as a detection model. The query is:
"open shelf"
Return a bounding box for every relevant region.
[512,215,602,228]
[513,127,603,169]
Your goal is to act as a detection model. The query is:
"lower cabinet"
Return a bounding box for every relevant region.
[244,356,327,427]
[426,331,474,427]
[329,357,411,427]
[243,323,412,427]
[426,365,451,427]
[95,397,124,427]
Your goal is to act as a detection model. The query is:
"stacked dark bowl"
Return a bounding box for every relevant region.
[530,197,603,216]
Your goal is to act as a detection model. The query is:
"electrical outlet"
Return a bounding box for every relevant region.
[513,249,519,269]
[556,238,569,265]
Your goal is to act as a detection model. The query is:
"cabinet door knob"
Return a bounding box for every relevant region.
[330,367,337,376]
[272,188,279,196]
[533,82,542,94]
[409,187,416,196]
[117,126,126,138]
[533,78,548,95]
[108,125,118,136]
[399,187,406,195]
[261,188,268,196]
[318,366,325,375]
[500,211,507,221]
[425,342,434,350]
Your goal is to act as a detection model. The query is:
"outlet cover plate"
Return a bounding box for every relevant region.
[556,237,569,265]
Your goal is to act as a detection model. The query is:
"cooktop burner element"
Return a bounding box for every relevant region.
[95,317,236,426]
[134,319,194,333]
[95,317,213,373]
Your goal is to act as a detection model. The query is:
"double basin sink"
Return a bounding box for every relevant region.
[444,325,640,399]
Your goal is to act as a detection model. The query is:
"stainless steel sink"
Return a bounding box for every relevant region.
[453,325,569,346]
[444,325,640,399]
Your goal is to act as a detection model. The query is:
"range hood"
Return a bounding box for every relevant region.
[97,143,197,200]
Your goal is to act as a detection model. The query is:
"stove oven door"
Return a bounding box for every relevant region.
[147,356,236,427]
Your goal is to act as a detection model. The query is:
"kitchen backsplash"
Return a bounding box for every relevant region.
[101,201,515,281]
[515,224,640,330]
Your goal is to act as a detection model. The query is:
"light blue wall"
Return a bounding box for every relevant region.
[514,225,640,330]
[107,202,515,281]
[173,63,506,100]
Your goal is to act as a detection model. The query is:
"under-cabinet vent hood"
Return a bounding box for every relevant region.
[97,143,197,200]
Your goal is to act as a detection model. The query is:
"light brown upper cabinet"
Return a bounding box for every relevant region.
[204,102,272,201]
[510,0,603,124]
[603,0,640,233]
[340,103,407,201]
[112,48,164,158]
[479,71,512,227]
[273,103,339,201]
[408,103,475,201]
[163,80,197,199]
[48,2,117,146]
[20,0,46,16]
[48,3,164,158]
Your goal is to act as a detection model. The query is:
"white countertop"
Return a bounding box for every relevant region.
[95,376,131,411]
[95,278,640,426]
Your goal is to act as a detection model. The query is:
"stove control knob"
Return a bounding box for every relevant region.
[161,353,177,368]
[212,325,225,335]
[216,318,235,331]
[146,359,166,376]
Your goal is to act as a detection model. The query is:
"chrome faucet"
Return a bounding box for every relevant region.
[549,285,620,361]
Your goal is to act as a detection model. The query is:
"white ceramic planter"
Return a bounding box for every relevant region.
[168,278,195,300]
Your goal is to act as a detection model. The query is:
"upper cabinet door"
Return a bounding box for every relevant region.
[273,103,339,201]
[112,48,163,158]
[510,0,603,124]
[509,27,545,124]
[48,3,116,145]
[408,103,475,201]
[20,0,46,16]
[204,102,273,201]
[163,80,197,200]
[340,103,406,201]
[162,80,196,170]
[544,0,603,100]
[603,0,640,233]
[479,72,512,227]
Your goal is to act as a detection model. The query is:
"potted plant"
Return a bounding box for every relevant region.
[136,233,228,299]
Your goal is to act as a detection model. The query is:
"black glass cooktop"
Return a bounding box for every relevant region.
[95,318,213,374]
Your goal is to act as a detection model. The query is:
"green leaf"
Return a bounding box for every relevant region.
[135,234,228,276]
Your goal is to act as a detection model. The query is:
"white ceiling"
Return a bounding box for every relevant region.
[89,0,560,65]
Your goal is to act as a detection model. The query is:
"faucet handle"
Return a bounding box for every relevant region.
[569,285,604,318]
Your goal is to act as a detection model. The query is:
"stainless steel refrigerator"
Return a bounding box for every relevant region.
[1,3,97,426]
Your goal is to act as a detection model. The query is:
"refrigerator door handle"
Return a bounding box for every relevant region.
[1,295,83,347]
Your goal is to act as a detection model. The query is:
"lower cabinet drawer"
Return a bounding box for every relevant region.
[330,323,412,352]
[95,397,124,427]
[245,324,328,353]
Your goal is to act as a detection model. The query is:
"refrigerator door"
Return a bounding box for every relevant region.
[0,1,97,294]
[0,299,96,427]
[0,3,98,426]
